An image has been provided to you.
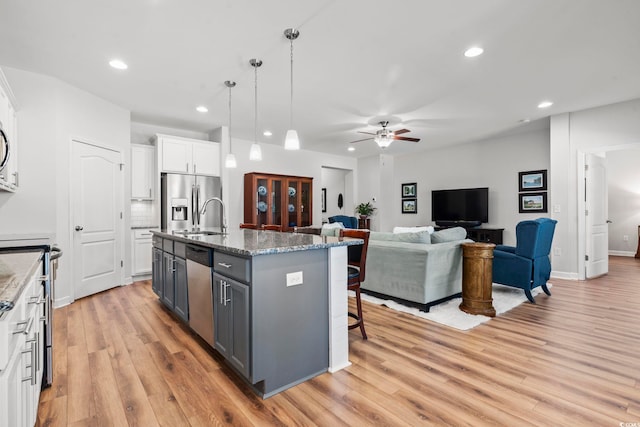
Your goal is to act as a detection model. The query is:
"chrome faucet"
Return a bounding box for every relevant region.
[200,197,227,234]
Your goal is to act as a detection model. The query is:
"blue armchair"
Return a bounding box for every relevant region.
[328,215,358,229]
[492,218,557,303]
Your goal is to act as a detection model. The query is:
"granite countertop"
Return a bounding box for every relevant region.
[152,229,363,256]
[0,250,43,314]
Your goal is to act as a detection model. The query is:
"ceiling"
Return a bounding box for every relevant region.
[1,0,639,158]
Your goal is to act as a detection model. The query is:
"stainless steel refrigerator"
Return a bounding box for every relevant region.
[161,173,222,232]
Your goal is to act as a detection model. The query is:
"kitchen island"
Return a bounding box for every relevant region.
[151,228,361,398]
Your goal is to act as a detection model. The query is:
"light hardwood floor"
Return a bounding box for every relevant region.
[37,256,640,426]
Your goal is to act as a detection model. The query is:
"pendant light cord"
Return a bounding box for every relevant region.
[228,84,232,152]
[290,37,294,128]
[254,63,258,143]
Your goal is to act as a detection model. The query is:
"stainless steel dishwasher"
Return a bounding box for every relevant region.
[186,245,214,346]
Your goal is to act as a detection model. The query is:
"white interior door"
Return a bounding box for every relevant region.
[585,153,608,278]
[71,140,123,300]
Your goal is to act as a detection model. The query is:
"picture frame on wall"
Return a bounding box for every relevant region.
[321,188,326,213]
[402,198,417,214]
[402,182,417,198]
[519,192,547,213]
[518,170,547,192]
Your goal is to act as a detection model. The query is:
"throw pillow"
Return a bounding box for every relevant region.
[430,227,467,243]
[321,222,344,237]
[393,226,435,234]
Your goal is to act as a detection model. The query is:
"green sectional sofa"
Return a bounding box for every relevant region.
[361,227,472,311]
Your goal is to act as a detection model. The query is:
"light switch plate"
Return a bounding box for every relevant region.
[286,271,303,287]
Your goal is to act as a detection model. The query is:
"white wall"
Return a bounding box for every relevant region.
[321,167,350,222]
[607,149,640,255]
[1,67,131,306]
[550,98,640,278]
[376,128,550,243]
[223,138,358,229]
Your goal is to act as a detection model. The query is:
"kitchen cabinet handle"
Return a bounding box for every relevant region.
[217,262,232,269]
[13,316,34,335]
[219,280,224,305]
[224,282,231,305]
[194,163,197,174]
[186,162,189,173]
[12,171,18,186]
[149,188,152,198]
[22,339,37,385]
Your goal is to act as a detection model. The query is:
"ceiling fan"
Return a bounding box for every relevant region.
[349,121,420,149]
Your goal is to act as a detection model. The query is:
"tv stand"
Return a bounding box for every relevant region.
[435,225,504,244]
[435,220,481,228]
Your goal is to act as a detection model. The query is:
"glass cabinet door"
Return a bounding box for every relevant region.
[270,179,282,226]
[256,177,268,228]
[300,180,311,227]
[287,180,298,228]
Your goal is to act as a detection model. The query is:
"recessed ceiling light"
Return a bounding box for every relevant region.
[263,130,272,137]
[196,106,208,113]
[109,59,128,70]
[464,47,484,58]
[348,147,355,152]
[538,101,553,109]
[519,118,531,123]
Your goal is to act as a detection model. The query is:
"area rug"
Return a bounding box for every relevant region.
[356,284,551,331]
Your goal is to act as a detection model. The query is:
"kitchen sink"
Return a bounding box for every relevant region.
[173,230,224,236]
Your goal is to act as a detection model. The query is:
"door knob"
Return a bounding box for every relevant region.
[75,226,84,231]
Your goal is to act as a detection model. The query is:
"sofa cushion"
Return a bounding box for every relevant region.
[370,231,431,244]
[393,226,434,234]
[430,227,467,243]
[321,222,344,237]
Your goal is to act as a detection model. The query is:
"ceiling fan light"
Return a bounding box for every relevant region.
[225,153,237,168]
[284,129,300,150]
[374,135,393,149]
[249,143,262,161]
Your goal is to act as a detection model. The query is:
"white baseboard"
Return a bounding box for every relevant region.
[54,296,73,309]
[550,271,579,280]
[124,276,133,285]
[608,250,636,257]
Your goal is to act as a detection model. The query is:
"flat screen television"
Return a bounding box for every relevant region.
[431,187,489,227]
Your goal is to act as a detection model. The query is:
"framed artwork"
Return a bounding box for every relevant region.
[402,198,417,214]
[321,188,327,213]
[519,192,547,213]
[519,170,547,192]
[402,182,417,198]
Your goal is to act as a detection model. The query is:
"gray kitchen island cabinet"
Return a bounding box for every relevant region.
[152,235,188,322]
[151,229,361,398]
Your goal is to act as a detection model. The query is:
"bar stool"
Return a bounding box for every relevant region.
[339,229,370,339]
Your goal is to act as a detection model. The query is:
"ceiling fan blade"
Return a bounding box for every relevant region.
[357,131,376,135]
[394,136,421,142]
[349,137,374,144]
[393,129,411,135]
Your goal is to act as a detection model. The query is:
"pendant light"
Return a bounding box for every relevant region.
[224,80,237,168]
[284,28,300,150]
[249,58,263,161]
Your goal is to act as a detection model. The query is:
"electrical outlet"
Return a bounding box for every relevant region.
[554,247,562,256]
[623,235,629,241]
[554,205,561,213]
[286,271,303,287]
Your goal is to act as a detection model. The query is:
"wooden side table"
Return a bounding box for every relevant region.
[459,242,496,317]
[635,225,640,259]
[358,218,370,229]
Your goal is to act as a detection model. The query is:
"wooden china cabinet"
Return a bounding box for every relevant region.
[244,173,313,231]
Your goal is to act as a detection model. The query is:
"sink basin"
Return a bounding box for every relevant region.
[173,230,224,236]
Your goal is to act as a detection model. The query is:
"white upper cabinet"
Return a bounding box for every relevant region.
[0,68,18,192]
[131,144,155,199]
[156,134,220,176]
